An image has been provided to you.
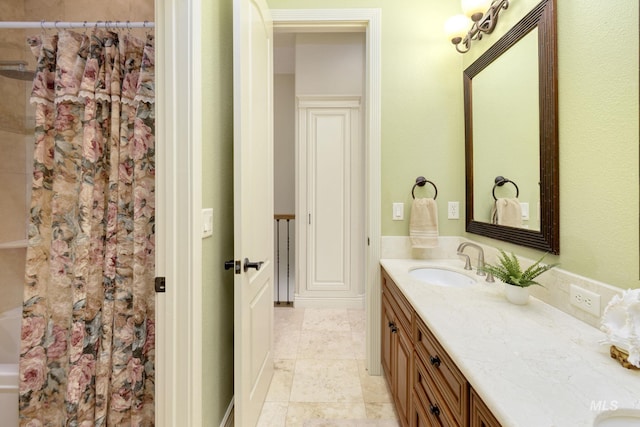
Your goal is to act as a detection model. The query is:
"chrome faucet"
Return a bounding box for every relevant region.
[456,242,494,282]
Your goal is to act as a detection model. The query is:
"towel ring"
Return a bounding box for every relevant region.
[492,176,519,200]
[412,176,438,199]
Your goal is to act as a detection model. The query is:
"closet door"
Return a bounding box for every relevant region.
[297,97,363,304]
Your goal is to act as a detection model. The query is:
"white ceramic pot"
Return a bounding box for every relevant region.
[505,283,530,305]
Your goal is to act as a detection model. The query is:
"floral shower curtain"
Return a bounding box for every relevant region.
[19,29,155,426]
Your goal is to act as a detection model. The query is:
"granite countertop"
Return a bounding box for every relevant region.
[380,258,640,427]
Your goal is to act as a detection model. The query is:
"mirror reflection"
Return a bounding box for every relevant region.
[472,29,540,230]
[464,0,559,254]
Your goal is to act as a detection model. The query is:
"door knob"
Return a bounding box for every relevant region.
[243,258,264,272]
[224,260,241,274]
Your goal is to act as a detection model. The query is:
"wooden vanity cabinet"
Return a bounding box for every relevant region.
[414,315,468,426]
[470,389,501,427]
[381,267,502,427]
[381,269,413,427]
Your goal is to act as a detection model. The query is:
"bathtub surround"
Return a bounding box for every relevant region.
[19,29,155,425]
[0,307,21,427]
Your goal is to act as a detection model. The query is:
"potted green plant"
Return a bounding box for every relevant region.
[480,250,558,305]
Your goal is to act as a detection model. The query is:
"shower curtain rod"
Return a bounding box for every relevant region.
[0,21,154,30]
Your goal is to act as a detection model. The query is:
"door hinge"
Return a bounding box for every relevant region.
[154,277,166,293]
[367,237,370,246]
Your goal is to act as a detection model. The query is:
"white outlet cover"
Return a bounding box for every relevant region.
[569,284,601,316]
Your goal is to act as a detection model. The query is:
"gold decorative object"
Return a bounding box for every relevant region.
[610,345,640,370]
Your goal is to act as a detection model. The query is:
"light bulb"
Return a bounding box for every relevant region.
[461,0,491,21]
[445,14,471,43]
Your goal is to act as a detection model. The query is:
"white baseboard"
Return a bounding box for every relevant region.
[220,397,234,427]
[293,295,364,309]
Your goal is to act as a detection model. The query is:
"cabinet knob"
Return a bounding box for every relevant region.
[391,325,398,333]
[388,321,394,328]
[429,355,441,367]
[429,405,440,417]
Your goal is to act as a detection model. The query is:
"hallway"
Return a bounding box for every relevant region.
[257,307,400,426]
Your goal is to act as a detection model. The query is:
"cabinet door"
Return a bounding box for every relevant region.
[395,323,412,427]
[470,388,502,427]
[382,294,393,379]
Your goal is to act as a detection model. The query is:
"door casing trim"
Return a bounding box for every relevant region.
[272,8,382,375]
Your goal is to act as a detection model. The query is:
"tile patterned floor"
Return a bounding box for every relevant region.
[257,307,401,427]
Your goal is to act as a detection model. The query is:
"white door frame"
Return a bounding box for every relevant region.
[156,4,383,426]
[155,0,204,425]
[272,9,382,376]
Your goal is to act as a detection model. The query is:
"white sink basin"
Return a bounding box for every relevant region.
[409,267,476,288]
[594,410,640,427]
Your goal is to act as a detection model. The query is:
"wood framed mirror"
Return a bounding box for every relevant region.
[464,0,559,254]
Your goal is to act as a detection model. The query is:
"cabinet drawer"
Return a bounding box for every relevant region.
[382,268,413,334]
[414,316,468,425]
[414,356,460,427]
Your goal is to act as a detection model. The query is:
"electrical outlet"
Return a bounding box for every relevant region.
[448,201,460,219]
[569,284,601,316]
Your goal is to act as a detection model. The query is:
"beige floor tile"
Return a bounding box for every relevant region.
[302,308,351,332]
[351,329,367,360]
[267,359,296,402]
[364,403,400,422]
[290,359,363,403]
[258,308,400,425]
[304,422,400,427]
[357,360,393,404]
[275,307,306,332]
[274,328,301,359]
[286,402,367,427]
[297,330,356,360]
[257,401,288,427]
[347,309,366,332]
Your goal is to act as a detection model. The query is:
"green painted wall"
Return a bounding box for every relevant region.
[267,0,466,238]
[267,0,639,290]
[201,0,235,423]
[198,1,638,419]
[461,0,639,289]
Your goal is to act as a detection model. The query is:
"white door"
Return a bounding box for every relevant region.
[297,97,364,306]
[233,0,274,425]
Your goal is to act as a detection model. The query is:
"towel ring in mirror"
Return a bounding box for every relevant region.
[492,176,519,200]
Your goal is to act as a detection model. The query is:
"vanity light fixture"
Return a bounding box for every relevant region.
[445,0,510,54]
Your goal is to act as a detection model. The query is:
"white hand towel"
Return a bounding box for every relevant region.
[491,198,522,228]
[410,198,439,248]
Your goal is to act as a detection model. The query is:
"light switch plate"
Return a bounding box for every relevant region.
[202,208,213,238]
[392,202,404,220]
